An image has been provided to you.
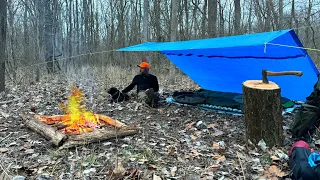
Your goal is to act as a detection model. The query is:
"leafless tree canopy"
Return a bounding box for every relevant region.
[1,0,320,88]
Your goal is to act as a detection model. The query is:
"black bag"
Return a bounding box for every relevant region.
[290,103,320,138]
[289,147,319,180]
[107,87,129,103]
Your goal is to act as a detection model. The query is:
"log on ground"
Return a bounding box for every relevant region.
[23,115,68,146]
[242,80,283,147]
[60,127,139,149]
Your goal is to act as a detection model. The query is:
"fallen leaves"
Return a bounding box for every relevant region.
[113,161,126,177]
[260,165,286,179]
[207,123,216,129]
[211,154,226,163]
[153,173,162,180]
[191,149,201,157]
[0,148,9,153]
[211,127,224,136]
[0,74,297,179]
[185,122,195,130]
[212,141,225,150]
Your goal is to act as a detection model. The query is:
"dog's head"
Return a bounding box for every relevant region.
[107,87,119,95]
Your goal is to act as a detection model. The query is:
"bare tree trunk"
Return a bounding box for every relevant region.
[155,0,161,41]
[208,0,217,37]
[234,0,241,35]
[170,0,179,41]
[201,0,207,37]
[192,0,198,38]
[228,3,232,35]
[278,0,283,29]
[143,0,148,42]
[269,0,278,30]
[305,0,312,46]
[248,0,253,33]
[178,1,184,40]
[218,1,225,37]
[75,0,79,55]
[7,0,16,81]
[254,1,263,31]
[290,0,295,28]
[184,0,189,38]
[264,0,272,31]
[68,0,72,57]
[109,0,115,62]
[44,0,54,73]
[0,0,6,92]
[118,0,126,47]
[23,1,29,65]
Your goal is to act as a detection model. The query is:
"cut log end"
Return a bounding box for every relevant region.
[23,115,68,147]
[243,80,279,90]
[242,80,283,147]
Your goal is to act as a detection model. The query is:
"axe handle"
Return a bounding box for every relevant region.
[266,71,303,77]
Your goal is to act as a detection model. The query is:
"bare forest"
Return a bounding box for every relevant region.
[0,0,319,88]
[0,0,320,179]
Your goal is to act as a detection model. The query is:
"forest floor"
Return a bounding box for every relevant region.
[0,73,310,180]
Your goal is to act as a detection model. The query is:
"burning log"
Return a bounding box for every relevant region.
[23,115,68,146]
[22,114,138,148]
[60,126,138,149]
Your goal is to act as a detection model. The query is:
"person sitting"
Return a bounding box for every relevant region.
[122,61,159,107]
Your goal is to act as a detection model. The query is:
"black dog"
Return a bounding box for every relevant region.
[107,87,129,103]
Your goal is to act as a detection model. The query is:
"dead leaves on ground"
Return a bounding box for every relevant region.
[260,165,287,179]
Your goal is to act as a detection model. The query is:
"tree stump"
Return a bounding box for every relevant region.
[242,80,283,147]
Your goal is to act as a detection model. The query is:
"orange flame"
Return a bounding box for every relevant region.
[56,84,101,134]
[35,84,126,135]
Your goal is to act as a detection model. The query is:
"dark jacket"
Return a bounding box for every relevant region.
[122,73,159,94]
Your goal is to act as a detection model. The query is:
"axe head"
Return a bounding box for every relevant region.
[262,70,269,84]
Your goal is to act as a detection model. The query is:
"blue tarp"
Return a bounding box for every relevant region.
[117,29,319,101]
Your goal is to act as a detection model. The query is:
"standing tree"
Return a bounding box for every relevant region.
[170,0,179,41]
[154,0,161,41]
[278,0,283,29]
[0,0,7,92]
[143,0,149,42]
[234,0,241,35]
[208,0,217,37]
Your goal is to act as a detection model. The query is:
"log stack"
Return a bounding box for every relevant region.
[22,114,139,149]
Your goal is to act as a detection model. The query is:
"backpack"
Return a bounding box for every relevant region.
[290,103,320,138]
[289,141,319,179]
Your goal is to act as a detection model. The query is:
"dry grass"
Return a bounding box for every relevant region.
[5,56,199,97]
[57,64,199,93]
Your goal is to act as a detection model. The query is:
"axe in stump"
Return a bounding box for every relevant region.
[262,70,303,84]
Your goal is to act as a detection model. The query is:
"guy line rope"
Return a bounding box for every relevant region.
[264,43,320,53]
[18,24,320,69]
[20,49,117,70]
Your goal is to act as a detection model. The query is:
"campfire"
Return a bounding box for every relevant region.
[22,85,138,149]
[36,85,125,134]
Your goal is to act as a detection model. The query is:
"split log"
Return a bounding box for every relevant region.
[23,115,68,146]
[242,80,283,147]
[60,127,139,149]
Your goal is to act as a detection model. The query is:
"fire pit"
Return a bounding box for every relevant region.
[22,85,138,149]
